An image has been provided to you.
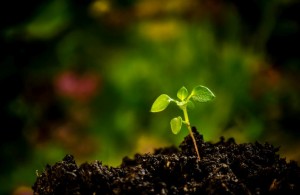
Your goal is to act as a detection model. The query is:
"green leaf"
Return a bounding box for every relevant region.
[151,94,171,112]
[170,116,182,134]
[177,86,188,101]
[191,85,215,102]
[187,100,195,109]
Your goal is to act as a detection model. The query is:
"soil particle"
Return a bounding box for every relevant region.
[33,127,300,194]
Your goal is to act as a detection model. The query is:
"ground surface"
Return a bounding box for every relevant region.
[33,127,300,194]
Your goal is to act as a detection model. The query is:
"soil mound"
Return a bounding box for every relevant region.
[33,127,300,194]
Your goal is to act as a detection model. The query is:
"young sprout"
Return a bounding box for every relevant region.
[151,85,215,161]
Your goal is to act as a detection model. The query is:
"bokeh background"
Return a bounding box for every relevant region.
[1,0,300,194]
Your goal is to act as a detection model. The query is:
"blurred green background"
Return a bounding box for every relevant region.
[1,0,300,194]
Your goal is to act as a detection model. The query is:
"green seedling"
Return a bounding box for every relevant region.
[151,85,215,161]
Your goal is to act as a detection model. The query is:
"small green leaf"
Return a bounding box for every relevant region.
[177,86,188,101]
[151,94,171,112]
[187,100,195,109]
[170,116,182,134]
[191,85,215,102]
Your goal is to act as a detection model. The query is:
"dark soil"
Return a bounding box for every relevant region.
[33,127,300,194]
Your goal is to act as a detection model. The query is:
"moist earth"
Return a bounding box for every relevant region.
[33,127,300,194]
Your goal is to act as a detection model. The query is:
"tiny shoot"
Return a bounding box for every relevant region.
[151,85,215,161]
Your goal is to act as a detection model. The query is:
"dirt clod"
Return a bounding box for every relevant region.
[33,127,300,194]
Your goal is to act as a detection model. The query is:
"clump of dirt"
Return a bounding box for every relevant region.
[33,127,300,194]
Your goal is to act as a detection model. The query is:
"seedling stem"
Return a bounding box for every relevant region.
[182,107,201,160]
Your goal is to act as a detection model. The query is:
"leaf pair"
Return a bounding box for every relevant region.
[151,85,215,135]
[151,85,215,113]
